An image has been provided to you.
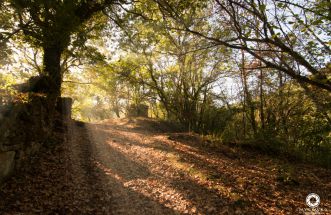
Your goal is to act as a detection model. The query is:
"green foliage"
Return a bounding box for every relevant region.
[219,80,331,167]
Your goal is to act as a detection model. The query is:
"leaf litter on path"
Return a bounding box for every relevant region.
[1,117,330,214]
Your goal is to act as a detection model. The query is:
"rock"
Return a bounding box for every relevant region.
[56,97,73,120]
[126,104,148,117]
[207,206,217,213]
[0,151,16,184]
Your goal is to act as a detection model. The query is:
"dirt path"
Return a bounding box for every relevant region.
[85,120,231,214]
[0,118,330,214]
[85,118,331,215]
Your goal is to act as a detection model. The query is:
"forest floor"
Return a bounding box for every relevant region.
[0,117,330,214]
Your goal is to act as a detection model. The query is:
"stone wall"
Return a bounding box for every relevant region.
[0,96,72,185]
[127,104,149,117]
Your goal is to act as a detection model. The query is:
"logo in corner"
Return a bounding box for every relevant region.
[306,193,320,208]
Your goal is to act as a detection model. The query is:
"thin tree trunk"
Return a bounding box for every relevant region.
[241,50,257,136]
[240,62,247,138]
[259,67,265,130]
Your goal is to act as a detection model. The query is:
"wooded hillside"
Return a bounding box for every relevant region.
[0,0,330,214]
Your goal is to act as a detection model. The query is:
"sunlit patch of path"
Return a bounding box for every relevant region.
[84,119,234,214]
[84,119,255,214]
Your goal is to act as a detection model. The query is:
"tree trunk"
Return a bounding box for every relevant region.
[114,107,120,118]
[259,67,265,130]
[241,50,257,137]
[39,44,64,133]
[43,45,63,100]
[240,63,247,138]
